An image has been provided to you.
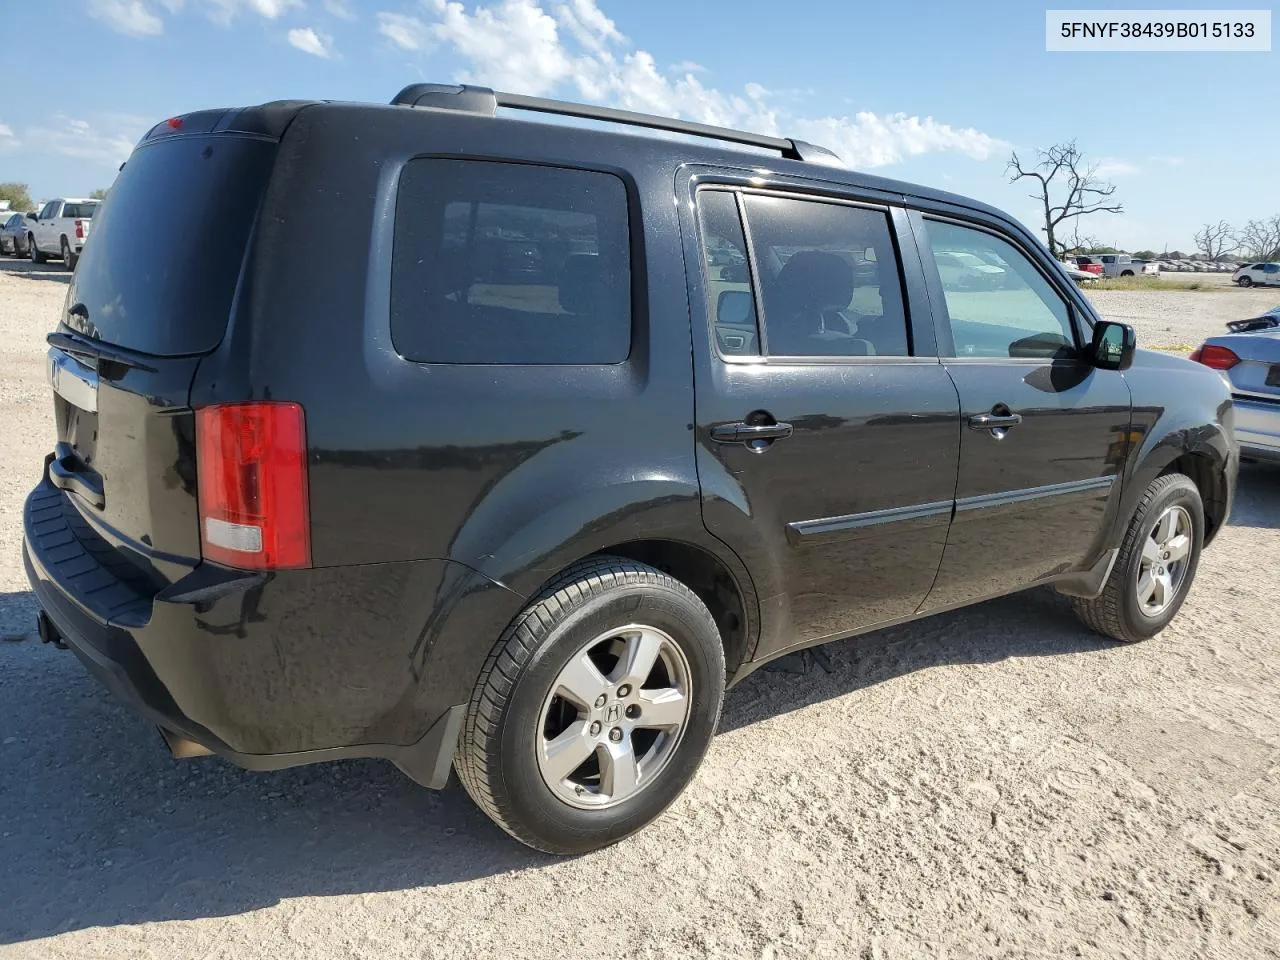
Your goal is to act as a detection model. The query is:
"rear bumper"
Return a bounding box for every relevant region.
[1232,396,1280,461]
[22,476,488,788]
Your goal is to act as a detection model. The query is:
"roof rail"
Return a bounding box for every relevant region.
[390,83,844,167]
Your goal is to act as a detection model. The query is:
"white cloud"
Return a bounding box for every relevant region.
[378,11,431,50]
[203,0,302,21]
[553,0,623,53]
[24,116,141,167]
[87,0,165,36]
[408,0,1007,169]
[430,0,572,95]
[287,26,335,58]
[0,122,19,152]
[1094,158,1140,178]
[670,60,707,75]
[323,0,357,19]
[1148,155,1184,167]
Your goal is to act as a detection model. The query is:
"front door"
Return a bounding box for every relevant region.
[912,213,1132,611]
[685,181,961,655]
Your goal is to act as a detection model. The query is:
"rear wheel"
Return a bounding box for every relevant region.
[1071,473,1203,642]
[1120,270,1134,277]
[454,556,726,854]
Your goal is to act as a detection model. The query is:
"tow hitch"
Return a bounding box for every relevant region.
[36,610,67,650]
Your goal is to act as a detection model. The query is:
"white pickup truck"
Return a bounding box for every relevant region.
[1077,253,1160,278]
[26,197,100,269]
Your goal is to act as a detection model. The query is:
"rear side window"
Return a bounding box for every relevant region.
[392,159,631,364]
[741,195,909,358]
[69,135,276,356]
[62,202,98,218]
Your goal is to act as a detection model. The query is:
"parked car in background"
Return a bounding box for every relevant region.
[27,198,99,269]
[1059,260,1099,284]
[23,84,1237,855]
[1,212,31,256]
[1234,263,1280,287]
[1192,310,1280,461]
[1072,256,1105,275]
[1092,254,1159,277]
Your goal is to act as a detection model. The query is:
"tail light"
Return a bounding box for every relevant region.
[1188,344,1240,370]
[196,402,311,569]
[74,220,84,239]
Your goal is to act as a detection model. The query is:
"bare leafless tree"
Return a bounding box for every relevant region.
[1236,215,1280,261]
[1007,141,1123,258]
[1193,220,1235,260]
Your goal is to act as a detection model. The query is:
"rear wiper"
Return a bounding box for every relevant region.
[47,329,158,374]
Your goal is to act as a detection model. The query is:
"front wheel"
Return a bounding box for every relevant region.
[1238,276,1253,287]
[28,234,46,264]
[1071,473,1203,642]
[60,237,76,271]
[454,556,726,854]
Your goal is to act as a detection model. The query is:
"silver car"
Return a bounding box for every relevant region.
[1194,307,1280,461]
[0,211,31,257]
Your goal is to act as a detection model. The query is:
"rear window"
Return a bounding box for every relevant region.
[62,202,98,218]
[66,135,275,356]
[391,159,631,364]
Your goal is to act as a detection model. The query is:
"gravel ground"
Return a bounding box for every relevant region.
[1081,273,1280,349]
[2,258,1279,959]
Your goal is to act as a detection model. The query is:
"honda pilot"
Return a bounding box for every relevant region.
[24,84,1237,854]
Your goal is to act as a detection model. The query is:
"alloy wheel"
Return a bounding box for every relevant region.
[1137,505,1192,616]
[537,624,692,810]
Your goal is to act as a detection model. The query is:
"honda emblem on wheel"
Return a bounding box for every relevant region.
[605,702,621,723]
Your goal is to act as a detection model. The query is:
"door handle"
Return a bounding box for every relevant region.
[710,421,794,443]
[968,413,1022,430]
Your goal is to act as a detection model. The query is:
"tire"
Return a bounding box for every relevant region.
[454,555,726,854]
[1120,270,1134,277]
[28,234,45,264]
[1071,473,1204,642]
[1239,276,1253,287]
[60,237,77,271]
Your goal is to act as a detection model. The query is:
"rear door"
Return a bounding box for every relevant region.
[682,171,961,654]
[45,131,278,582]
[911,210,1132,611]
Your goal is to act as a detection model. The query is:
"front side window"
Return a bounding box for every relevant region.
[740,195,909,358]
[39,202,58,219]
[392,159,631,364]
[923,218,1076,359]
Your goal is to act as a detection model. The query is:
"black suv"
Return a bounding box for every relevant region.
[23,84,1237,854]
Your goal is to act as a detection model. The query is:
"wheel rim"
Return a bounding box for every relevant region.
[29,237,36,261]
[536,624,692,810]
[1137,505,1192,617]
[62,240,70,264]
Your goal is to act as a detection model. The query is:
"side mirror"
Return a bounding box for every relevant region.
[1090,320,1135,371]
[26,212,37,221]
[716,289,754,326]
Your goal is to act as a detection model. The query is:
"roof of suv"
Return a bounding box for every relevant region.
[138,83,1021,236]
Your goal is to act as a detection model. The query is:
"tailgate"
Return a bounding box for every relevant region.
[48,339,204,577]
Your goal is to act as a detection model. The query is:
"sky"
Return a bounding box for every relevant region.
[0,0,1274,253]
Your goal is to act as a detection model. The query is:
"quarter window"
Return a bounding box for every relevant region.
[392,159,631,364]
[740,195,910,358]
[696,190,759,356]
[923,218,1076,359]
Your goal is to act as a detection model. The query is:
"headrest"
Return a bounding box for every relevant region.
[773,251,854,313]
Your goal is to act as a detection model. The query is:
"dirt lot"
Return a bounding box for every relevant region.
[1,258,1278,959]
